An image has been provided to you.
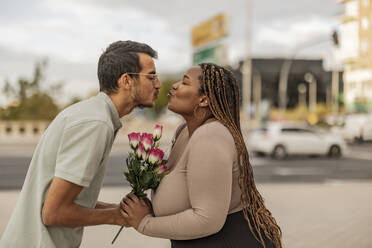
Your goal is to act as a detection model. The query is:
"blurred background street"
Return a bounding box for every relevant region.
[1,141,372,189]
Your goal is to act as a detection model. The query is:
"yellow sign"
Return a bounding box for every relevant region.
[191,13,228,48]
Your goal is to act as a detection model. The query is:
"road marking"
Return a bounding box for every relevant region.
[249,157,266,167]
[274,167,326,176]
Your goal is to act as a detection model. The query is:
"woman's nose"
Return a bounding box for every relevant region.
[172,82,180,90]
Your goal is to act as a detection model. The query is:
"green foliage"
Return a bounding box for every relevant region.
[1,60,62,120]
[1,93,59,120]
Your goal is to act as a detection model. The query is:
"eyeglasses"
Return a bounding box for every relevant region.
[126,73,159,82]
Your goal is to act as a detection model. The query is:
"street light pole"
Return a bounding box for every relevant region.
[278,59,292,116]
[242,0,252,125]
[332,70,339,115]
[298,83,307,107]
[242,60,252,122]
[304,73,317,113]
[253,71,262,122]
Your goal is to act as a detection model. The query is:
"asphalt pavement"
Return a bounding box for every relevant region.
[1,142,371,189]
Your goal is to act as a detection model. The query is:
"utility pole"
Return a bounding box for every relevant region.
[304,73,317,113]
[242,0,252,125]
[242,60,251,122]
[253,72,262,122]
[332,70,339,115]
[298,83,307,107]
[278,59,292,116]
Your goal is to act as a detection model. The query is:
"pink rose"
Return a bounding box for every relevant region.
[141,133,153,152]
[147,148,165,165]
[155,163,167,174]
[136,143,148,160]
[128,132,140,150]
[153,125,163,141]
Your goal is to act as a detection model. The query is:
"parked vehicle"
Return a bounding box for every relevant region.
[342,114,372,143]
[248,122,347,159]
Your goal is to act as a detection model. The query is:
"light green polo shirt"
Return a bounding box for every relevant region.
[0,92,122,248]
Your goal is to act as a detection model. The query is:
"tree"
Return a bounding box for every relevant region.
[1,60,62,120]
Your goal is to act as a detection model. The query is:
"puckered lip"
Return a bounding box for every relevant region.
[167,90,175,98]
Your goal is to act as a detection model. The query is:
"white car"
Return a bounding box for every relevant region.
[342,114,372,143]
[247,123,347,159]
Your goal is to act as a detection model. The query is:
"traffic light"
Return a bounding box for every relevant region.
[332,30,339,46]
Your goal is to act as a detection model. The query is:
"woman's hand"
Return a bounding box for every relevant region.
[120,193,153,230]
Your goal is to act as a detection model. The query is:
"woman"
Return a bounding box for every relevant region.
[121,63,282,248]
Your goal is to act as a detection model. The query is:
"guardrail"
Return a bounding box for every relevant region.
[0,121,50,138]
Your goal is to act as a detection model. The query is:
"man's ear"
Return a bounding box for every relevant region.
[199,96,210,107]
[118,73,133,90]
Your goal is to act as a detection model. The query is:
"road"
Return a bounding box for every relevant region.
[1,142,371,190]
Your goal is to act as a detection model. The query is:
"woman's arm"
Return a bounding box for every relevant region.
[123,128,236,240]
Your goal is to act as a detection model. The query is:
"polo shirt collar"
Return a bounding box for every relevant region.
[98,92,122,131]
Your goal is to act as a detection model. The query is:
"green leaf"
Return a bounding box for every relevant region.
[140,171,153,188]
[134,190,147,199]
[124,172,135,185]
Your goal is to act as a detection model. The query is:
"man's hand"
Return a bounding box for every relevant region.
[113,205,131,227]
[120,193,153,230]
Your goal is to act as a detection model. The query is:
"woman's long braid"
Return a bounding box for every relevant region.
[199,63,282,248]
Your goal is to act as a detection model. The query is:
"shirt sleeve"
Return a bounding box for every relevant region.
[55,120,113,187]
[138,127,236,240]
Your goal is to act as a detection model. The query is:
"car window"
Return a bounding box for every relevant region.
[298,128,314,134]
[281,128,299,133]
[281,128,314,134]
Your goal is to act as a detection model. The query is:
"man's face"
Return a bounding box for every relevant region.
[133,53,160,108]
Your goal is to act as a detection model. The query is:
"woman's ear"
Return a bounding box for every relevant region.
[199,96,209,107]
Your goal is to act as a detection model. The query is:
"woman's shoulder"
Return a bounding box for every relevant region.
[191,121,235,145]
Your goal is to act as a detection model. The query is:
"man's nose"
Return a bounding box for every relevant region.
[154,79,161,89]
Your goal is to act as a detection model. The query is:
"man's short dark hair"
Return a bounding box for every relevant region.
[97,40,158,94]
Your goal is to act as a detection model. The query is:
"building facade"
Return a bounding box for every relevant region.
[232,58,343,110]
[339,0,372,112]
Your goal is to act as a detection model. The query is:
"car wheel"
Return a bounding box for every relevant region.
[353,136,363,144]
[328,145,342,158]
[272,145,287,160]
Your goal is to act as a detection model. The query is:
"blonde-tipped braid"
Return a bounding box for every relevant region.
[199,63,282,248]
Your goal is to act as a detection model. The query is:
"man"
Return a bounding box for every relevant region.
[0,40,160,247]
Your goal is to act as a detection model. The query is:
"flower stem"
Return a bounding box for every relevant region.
[111,226,124,244]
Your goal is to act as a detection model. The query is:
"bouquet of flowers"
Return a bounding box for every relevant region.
[111,124,169,244]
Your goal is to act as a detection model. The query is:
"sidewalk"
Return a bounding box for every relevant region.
[1,182,371,248]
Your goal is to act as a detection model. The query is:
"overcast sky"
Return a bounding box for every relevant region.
[0,0,342,105]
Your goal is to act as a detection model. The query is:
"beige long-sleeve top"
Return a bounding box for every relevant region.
[137,121,243,240]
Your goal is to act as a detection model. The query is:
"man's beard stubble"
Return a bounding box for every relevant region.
[134,88,154,109]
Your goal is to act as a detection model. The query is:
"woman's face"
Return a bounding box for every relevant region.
[167,66,203,115]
